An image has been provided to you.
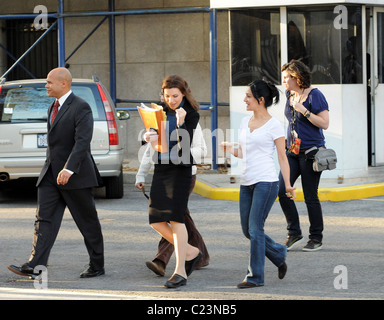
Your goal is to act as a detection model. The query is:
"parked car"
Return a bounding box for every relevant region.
[0,76,129,198]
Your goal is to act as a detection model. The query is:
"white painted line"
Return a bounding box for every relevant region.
[0,287,158,300]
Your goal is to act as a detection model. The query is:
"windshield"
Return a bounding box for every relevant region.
[0,84,105,123]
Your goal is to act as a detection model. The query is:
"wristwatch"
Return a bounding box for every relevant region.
[304,110,311,118]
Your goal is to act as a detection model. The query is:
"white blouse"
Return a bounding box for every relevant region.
[238,116,285,186]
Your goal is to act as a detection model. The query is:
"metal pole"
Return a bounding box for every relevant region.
[109,0,116,104]
[60,7,210,18]
[57,0,65,67]
[210,9,218,170]
[0,13,56,20]
[370,10,377,166]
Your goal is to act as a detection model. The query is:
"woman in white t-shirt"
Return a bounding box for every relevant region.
[221,80,296,289]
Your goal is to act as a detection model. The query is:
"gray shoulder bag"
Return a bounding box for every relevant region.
[305,147,337,172]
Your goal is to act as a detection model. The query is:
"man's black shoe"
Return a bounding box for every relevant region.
[8,263,40,279]
[80,265,105,278]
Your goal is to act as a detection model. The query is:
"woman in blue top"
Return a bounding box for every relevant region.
[278,60,330,252]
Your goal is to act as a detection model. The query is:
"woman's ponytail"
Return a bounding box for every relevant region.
[248,80,280,108]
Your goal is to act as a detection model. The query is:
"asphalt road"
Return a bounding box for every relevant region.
[1,179,384,303]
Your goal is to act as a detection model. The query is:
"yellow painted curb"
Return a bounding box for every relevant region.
[193,180,384,202]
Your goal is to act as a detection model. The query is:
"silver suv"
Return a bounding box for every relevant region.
[0,77,128,198]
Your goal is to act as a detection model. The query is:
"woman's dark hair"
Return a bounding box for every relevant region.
[161,75,200,111]
[281,59,312,89]
[248,80,280,107]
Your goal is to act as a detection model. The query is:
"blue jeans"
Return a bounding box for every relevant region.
[278,151,323,242]
[239,181,286,286]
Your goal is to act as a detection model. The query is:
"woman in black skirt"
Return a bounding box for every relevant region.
[143,75,202,288]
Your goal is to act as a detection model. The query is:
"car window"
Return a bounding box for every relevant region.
[0,87,54,122]
[71,85,104,120]
[0,84,105,123]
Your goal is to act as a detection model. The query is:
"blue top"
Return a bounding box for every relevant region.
[158,98,185,163]
[284,88,329,150]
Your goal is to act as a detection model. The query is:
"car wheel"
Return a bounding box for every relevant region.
[104,169,124,199]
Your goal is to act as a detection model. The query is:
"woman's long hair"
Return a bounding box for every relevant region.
[161,75,200,111]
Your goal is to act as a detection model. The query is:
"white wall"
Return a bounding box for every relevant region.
[341,85,369,177]
[210,0,384,9]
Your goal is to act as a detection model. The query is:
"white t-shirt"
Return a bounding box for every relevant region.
[238,116,285,186]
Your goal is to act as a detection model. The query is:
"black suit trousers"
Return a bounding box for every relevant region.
[28,167,104,270]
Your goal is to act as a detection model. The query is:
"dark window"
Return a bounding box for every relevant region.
[377,12,384,83]
[230,9,281,86]
[287,5,362,84]
[5,19,58,80]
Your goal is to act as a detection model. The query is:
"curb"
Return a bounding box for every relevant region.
[193,180,384,202]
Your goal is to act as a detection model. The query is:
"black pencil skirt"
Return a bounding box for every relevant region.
[149,164,192,224]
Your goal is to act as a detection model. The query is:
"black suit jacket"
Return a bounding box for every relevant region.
[37,92,102,189]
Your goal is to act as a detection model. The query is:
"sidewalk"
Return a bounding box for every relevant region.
[194,170,384,202]
[124,160,384,202]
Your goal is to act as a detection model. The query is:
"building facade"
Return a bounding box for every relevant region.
[0,0,231,161]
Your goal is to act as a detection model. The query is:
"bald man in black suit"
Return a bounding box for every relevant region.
[8,68,104,279]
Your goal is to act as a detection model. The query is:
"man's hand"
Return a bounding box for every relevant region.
[57,169,73,185]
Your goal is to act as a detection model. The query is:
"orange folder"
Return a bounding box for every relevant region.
[137,103,168,153]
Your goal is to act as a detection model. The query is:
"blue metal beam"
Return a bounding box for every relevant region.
[116,98,228,106]
[60,7,210,18]
[116,99,228,112]
[210,9,218,170]
[57,0,65,67]
[108,0,117,104]
[0,13,57,20]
